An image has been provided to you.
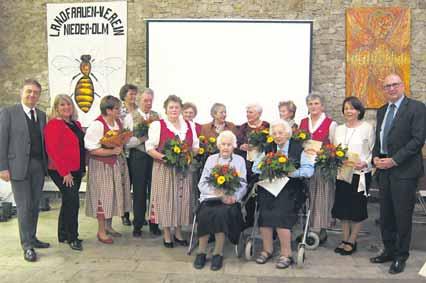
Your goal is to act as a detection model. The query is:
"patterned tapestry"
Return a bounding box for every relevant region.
[346,7,410,108]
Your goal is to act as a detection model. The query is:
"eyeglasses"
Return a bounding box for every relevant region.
[384,82,402,90]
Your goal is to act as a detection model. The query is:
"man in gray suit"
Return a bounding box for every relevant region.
[0,79,50,262]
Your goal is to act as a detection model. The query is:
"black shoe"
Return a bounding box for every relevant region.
[133,229,142,238]
[334,241,349,254]
[340,242,357,256]
[149,224,162,236]
[210,254,223,271]
[69,240,83,251]
[370,252,394,264]
[33,239,50,249]
[193,253,207,269]
[163,240,174,248]
[174,236,189,247]
[24,249,37,262]
[122,216,131,226]
[389,259,406,274]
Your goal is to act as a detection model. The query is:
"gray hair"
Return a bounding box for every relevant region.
[216,130,237,148]
[246,103,263,115]
[210,103,226,118]
[305,94,325,106]
[269,119,293,137]
[142,88,154,97]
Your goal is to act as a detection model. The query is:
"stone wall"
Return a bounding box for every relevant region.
[0,0,425,123]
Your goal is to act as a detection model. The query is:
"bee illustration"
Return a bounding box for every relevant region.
[52,54,123,113]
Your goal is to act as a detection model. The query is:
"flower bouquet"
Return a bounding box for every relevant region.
[162,136,193,173]
[194,135,218,167]
[133,118,153,138]
[100,129,133,148]
[291,129,311,142]
[206,164,243,196]
[257,151,297,182]
[315,143,348,181]
[248,128,274,153]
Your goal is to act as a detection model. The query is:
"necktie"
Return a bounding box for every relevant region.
[30,109,36,122]
[382,104,396,154]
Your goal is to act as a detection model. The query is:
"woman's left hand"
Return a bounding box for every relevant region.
[63,173,74,188]
[240,144,249,152]
[354,161,367,170]
[222,195,236,204]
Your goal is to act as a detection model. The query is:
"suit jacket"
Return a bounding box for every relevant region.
[0,104,47,180]
[372,97,426,179]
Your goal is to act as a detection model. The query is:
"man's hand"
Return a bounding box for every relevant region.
[0,170,10,182]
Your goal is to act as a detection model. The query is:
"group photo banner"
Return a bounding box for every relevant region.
[47,1,127,126]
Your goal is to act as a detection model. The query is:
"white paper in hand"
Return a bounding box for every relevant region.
[257,177,290,197]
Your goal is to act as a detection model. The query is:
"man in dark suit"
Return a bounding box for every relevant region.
[0,79,50,262]
[370,74,426,274]
[124,88,161,237]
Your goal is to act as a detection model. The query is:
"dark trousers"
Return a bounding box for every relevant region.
[378,170,417,260]
[10,159,45,250]
[123,156,132,220]
[129,149,153,230]
[49,170,82,242]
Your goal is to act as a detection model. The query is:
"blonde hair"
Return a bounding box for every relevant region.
[49,94,78,121]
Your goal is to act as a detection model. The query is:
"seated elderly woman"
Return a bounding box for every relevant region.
[194,130,247,271]
[252,120,314,269]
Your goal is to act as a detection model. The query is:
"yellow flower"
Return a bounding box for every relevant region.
[198,148,205,155]
[217,176,226,185]
[173,146,181,154]
[199,135,206,141]
[267,136,274,143]
[257,162,263,169]
[298,133,306,140]
[209,137,216,143]
[336,150,345,157]
[261,129,269,134]
[278,156,287,163]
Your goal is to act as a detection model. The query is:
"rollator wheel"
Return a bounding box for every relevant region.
[296,245,305,268]
[236,233,246,258]
[244,239,254,261]
[305,232,320,250]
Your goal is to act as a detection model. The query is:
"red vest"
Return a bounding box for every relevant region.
[90,115,123,166]
[157,119,193,152]
[300,116,333,144]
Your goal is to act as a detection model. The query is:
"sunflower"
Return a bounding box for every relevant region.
[217,176,226,185]
[267,136,274,143]
[336,150,345,157]
[173,146,181,154]
[198,148,205,155]
[298,133,306,140]
[209,137,216,143]
[278,156,287,163]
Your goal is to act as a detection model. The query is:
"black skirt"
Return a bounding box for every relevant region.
[331,173,370,222]
[197,199,243,245]
[257,179,306,229]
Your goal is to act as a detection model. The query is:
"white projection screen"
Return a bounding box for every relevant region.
[147,20,312,125]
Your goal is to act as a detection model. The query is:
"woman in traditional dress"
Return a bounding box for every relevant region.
[146,95,199,248]
[182,102,201,136]
[84,95,132,244]
[193,130,247,271]
[299,94,337,243]
[332,96,374,255]
[253,120,314,268]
